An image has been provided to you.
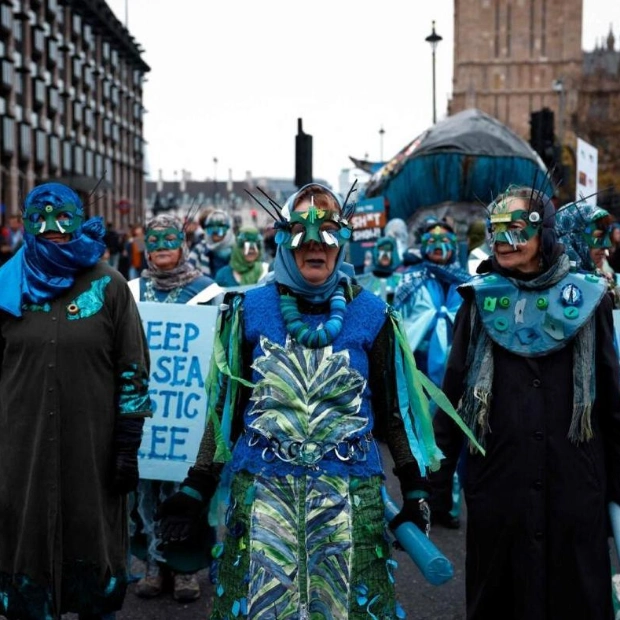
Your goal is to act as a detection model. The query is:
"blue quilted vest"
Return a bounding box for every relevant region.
[231,283,389,478]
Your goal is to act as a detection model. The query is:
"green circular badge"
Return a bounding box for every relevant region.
[45,204,54,213]
[564,306,579,320]
[494,317,509,332]
[536,297,548,310]
[499,296,510,308]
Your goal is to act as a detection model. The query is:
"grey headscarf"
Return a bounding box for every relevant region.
[142,214,202,291]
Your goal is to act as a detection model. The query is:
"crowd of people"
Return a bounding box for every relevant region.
[1,179,620,619]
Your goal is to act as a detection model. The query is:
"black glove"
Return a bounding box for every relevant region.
[390,496,431,536]
[155,490,205,543]
[391,461,432,536]
[110,417,144,495]
[155,466,218,543]
[111,449,139,494]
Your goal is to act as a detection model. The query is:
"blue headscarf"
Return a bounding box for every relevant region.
[555,201,609,271]
[272,184,351,304]
[0,183,106,317]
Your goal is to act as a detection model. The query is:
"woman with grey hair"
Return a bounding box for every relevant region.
[128,214,221,602]
[430,185,620,619]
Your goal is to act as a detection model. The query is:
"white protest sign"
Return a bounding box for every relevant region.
[137,301,219,481]
[575,137,598,206]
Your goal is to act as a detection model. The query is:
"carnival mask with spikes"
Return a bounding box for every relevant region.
[278,197,352,249]
[488,205,542,250]
[22,183,84,236]
[243,181,358,250]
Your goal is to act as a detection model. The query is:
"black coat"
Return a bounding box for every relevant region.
[0,262,152,619]
[430,290,620,620]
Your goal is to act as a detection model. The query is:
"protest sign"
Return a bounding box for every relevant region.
[136,301,219,481]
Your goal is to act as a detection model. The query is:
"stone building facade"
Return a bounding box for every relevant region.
[575,30,620,209]
[0,0,150,227]
[450,0,619,209]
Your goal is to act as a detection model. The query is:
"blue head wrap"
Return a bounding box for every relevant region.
[555,201,610,271]
[0,183,106,317]
[272,184,352,304]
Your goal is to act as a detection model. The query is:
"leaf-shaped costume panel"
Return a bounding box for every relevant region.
[247,337,369,467]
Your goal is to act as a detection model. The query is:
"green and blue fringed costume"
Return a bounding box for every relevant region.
[194,282,476,619]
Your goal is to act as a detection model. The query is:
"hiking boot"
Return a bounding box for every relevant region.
[173,572,201,602]
[134,563,164,598]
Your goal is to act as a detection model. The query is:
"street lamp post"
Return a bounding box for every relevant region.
[425,21,443,125]
[212,157,218,205]
[379,125,385,161]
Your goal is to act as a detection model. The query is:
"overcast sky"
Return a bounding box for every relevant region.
[107,0,620,188]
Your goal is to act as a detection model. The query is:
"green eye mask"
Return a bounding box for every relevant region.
[489,209,541,249]
[276,205,352,249]
[145,227,184,252]
[23,202,83,236]
[582,223,612,249]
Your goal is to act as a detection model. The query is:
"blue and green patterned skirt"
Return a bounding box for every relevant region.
[211,470,401,619]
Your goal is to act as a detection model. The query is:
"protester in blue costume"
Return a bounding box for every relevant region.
[429,185,620,619]
[393,219,470,530]
[128,213,221,603]
[394,219,470,387]
[154,182,477,619]
[0,182,153,620]
[188,209,236,278]
[555,201,620,307]
[214,226,269,288]
[357,235,403,304]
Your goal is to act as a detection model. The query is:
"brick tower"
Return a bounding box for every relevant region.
[449,0,583,142]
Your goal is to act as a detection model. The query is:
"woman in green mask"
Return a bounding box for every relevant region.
[214,225,269,287]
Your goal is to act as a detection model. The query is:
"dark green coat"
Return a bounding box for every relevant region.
[0,262,152,619]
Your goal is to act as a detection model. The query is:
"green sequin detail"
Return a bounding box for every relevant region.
[66,276,111,320]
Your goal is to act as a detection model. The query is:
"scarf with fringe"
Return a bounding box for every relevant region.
[142,214,203,291]
[460,253,596,449]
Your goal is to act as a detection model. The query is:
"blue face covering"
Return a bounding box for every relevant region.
[0,183,106,317]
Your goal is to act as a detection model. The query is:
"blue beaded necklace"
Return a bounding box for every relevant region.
[279,285,347,348]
